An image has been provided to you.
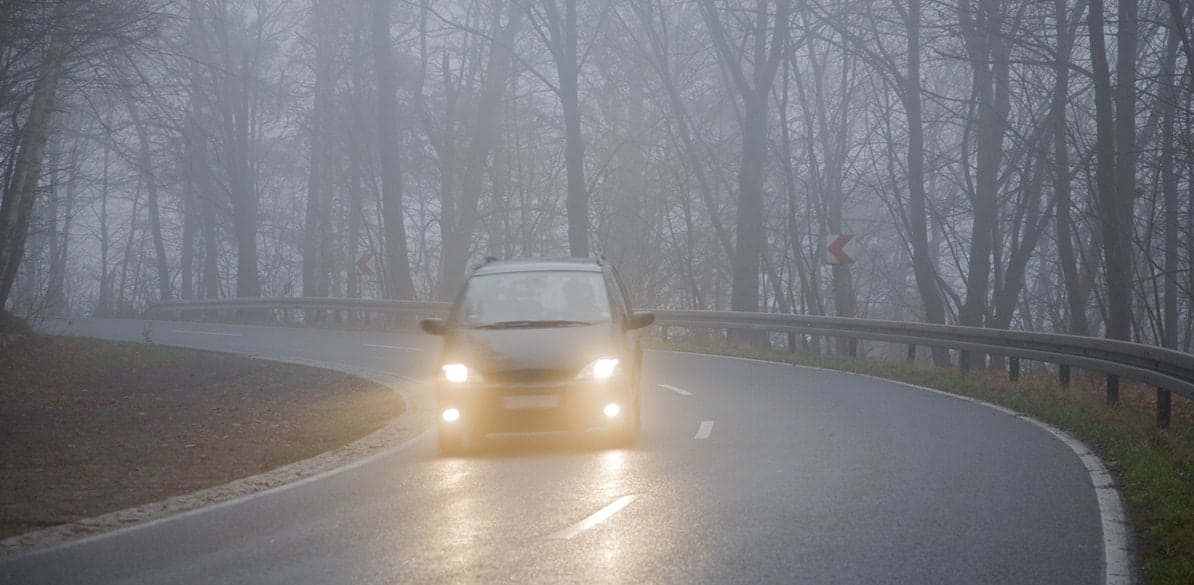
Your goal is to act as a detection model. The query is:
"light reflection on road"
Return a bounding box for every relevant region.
[594,449,630,585]
[431,457,482,582]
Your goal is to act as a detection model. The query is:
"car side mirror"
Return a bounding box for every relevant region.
[420,318,447,336]
[625,311,655,331]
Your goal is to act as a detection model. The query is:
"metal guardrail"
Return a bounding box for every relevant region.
[144,297,449,314]
[145,297,1192,427]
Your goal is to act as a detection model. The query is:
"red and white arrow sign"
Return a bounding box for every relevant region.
[827,234,855,265]
[357,254,376,275]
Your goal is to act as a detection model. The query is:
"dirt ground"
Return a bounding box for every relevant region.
[0,335,404,541]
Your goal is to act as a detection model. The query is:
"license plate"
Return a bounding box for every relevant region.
[502,394,560,409]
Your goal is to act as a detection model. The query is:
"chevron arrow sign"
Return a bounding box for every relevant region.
[827,234,856,265]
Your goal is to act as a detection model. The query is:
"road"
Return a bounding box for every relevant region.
[1,318,1112,584]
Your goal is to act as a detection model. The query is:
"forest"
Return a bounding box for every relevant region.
[0,0,1191,354]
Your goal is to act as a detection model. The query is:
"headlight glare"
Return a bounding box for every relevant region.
[442,363,472,383]
[578,357,621,380]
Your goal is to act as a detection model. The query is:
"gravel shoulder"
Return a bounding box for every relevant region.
[0,335,409,550]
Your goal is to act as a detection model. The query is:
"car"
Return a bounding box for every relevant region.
[419,257,655,454]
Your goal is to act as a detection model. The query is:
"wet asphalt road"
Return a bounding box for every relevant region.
[0,318,1104,584]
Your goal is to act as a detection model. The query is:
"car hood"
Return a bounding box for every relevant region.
[443,323,620,375]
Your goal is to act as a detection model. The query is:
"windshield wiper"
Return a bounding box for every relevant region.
[471,320,591,329]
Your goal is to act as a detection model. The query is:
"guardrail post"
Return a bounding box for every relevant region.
[1157,388,1171,428]
[959,351,970,376]
[661,326,669,343]
[1059,364,1070,388]
[906,344,916,362]
[1008,357,1020,382]
[1106,374,1120,406]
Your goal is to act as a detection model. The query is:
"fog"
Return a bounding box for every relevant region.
[1,0,1191,350]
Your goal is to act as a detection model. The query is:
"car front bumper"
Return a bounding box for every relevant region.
[435,378,637,434]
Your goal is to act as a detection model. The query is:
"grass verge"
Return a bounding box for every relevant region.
[1,334,404,542]
[651,340,1194,585]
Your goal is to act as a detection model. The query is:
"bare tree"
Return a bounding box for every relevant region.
[955,0,1012,330]
[372,0,415,300]
[698,0,791,320]
[1051,0,1090,335]
[303,0,337,302]
[523,0,600,257]
[126,101,171,302]
[818,0,950,363]
[0,2,68,312]
[437,0,523,298]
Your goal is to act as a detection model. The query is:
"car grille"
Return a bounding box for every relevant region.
[484,369,574,384]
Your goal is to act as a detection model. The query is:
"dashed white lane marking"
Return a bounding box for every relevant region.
[547,495,639,540]
[363,343,423,352]
[694,420,714,439]
[658,383,692,396]
[172,330,242,337]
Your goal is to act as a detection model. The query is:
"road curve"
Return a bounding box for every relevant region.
[1,318,1115,584]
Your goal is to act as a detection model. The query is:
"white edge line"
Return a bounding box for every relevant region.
[4,361,431,560]
[546,495,639,540]
[694,420,714,439]
[363,343,423,352]
[172,329,242,337]
[651,348,1137,585]
[658,383,692,396]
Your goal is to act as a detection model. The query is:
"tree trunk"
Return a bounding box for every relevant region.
[903,0,950,363]
[730,95,768,316]
[116,186,143,312]
[1109,0,1137,342]
[1160,13,1180,349]
[553,0,588,258]
[372,0,414,300]
[956,0,1009,331]
[0,27,65,310]
[128,102,172,302]
[200,177,220,299]
[699,0,790,326]
[180,158,196,300]
[1052,0,1087,335]
[45,140,76,316]
[228,47,260,299]
[304,0,336,306]
[1089,0,1131,342]
[347,152,364,300]
[181,0,206,301]
[347,8,369,300]
[98,146,114,315]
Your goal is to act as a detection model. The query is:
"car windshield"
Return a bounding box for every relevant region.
[454,270,611,327]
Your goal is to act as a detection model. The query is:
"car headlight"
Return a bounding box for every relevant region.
[577,357,621,380]
[441,363,481,383]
